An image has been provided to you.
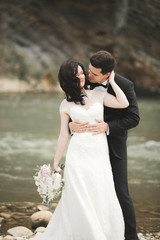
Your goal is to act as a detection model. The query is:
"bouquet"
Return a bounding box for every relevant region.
[33,163,65,210]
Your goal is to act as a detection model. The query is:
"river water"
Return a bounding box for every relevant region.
[0,93,159,233]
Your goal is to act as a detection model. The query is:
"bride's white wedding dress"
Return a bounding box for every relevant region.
[32,89,124,240]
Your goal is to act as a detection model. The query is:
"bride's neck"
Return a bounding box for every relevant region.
[81,88,85,93]
[81,88,89,93]
[81,88,88,98]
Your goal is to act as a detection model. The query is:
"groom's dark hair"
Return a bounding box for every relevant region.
[90,50,115,74]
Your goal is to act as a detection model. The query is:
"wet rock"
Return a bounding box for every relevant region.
[3,236,27,240]
[7,226,33,238]
[0,202,39,235]
[2,236,14,240]
[34,226,46,234]
[37,205,49,211]
[138,232,159,240]
[138,233,146,240]
[30,210,52,228]
[0,206,7,211]
[0,213,12,219]
[0,217,4,223]
[156,232,160,236]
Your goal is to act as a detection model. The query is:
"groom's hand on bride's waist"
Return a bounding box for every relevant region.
[69,119,108,135]
[87,119,108,135]
[69,120,89,133]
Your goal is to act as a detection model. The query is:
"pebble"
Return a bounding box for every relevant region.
[138,232,160,240]
[30,210,52,228]
[7,226,33,238]
[34,226,46,234]
[3,236,14,240]
[0,213,12,219]
[36,205,49,211]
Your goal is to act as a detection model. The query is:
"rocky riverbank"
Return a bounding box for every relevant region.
[0,0,160,95]
[0,202,56,239]
[0,78,62,94]
[0,202,159,240]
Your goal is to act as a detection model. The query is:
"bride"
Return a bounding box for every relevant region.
[32,60,129,240]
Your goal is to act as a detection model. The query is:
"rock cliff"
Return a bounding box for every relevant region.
[0,0,159,94]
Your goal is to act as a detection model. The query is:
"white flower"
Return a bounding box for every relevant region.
[52,173,62,190]
[33,163,65,204]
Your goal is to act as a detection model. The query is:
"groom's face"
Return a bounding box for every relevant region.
[88,64,110,83]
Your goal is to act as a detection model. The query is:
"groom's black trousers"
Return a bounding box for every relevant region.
[108,134,138,240]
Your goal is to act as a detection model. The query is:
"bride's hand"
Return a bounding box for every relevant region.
[108,70,115,84]
[53,163,63,174]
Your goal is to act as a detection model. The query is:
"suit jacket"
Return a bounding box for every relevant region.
[69,73,140,160]
[92,73,140,160]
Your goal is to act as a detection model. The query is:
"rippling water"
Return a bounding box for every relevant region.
[0,94,160,232]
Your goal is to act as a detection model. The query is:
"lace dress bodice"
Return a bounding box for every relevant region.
[59,90,106,124]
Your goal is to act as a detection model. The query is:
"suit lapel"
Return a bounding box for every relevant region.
[107,83,115,96]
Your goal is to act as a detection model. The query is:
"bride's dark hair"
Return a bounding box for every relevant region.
[58,60,88,105]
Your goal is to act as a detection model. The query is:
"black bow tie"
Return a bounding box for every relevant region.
[90,82,109,90]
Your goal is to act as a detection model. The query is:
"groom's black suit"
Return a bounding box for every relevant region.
[91,73,140,240]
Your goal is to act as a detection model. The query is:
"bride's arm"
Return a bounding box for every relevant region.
[53,112,70,172]
[103,71,129,108]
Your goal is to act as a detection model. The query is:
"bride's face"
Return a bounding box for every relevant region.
[76,65,85,88]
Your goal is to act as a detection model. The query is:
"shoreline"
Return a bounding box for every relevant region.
[0,202,159,239]
[0,202,58,237]
[0,78,160,98]
[0,78,62,94]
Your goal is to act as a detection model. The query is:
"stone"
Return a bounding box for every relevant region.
[30,211,52,228]
[2,236,14,240]
[0,217,4,223]
[37,205,49,211]
[34,227,46,234]
[3,237,25,240]
[0,205,7,211]
[7,226,33,238]
[0,213,12,219]
[137,233,146,240]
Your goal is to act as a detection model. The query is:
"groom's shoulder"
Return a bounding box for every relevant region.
[115,73,133,88]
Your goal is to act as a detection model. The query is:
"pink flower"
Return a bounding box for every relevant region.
[40,164,51,177]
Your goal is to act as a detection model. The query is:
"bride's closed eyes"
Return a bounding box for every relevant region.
[76,71,85,78]
[76,65,85,78]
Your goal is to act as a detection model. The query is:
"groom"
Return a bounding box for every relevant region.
[69,50,140,240]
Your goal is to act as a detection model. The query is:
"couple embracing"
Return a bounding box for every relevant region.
[32,50,140,240]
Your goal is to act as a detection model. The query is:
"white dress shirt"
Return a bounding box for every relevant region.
[93,80,110,135]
